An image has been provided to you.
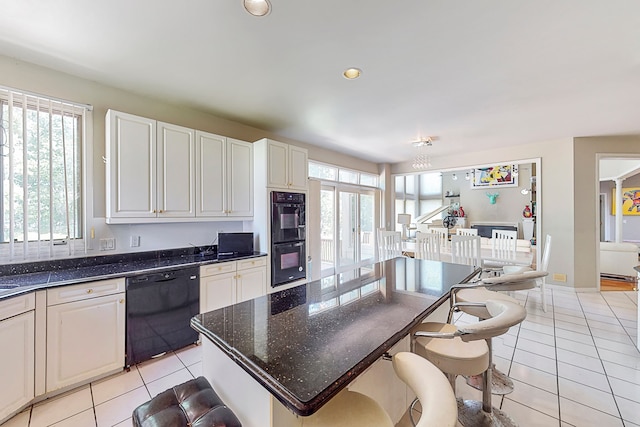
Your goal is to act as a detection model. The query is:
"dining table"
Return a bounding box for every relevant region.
[191,257,479,427]
[402,238,534,267]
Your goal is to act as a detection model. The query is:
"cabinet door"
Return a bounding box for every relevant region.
[157,122,195,218]
[0,311,34,421]
[266,140,289,188]
[288,145,308,190]
[227,138,253,217]
[236,266,267,304]
[200,271,236,312]
[196,131,226,217]
[46,294,125,392]
[106,110,156,219]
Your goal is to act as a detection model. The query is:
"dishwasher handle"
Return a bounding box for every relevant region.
[127,269,199,286]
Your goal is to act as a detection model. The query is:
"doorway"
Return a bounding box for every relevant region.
[319,185,377,277]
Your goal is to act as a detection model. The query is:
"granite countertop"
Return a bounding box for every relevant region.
[191,257,479,416]
[0,248,267,300]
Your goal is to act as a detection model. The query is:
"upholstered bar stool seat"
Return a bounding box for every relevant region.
[413,323,489,377]
[304,351,458,427]
[454,288,519,319]
[451,270,547,395]
[132,376,241,427]
[302,389,393,427]
[412,299,527,427]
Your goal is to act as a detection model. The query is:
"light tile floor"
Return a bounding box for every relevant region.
[2,288,638,427]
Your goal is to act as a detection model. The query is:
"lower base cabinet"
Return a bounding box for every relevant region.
[200,257,267,312]
[0,304,35,422]
[46,279,125,392]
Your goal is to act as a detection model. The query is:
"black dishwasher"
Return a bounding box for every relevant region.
[126,267,199,366]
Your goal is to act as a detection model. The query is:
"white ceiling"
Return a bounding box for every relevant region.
[1,1,640,164]
[600,158,640,181]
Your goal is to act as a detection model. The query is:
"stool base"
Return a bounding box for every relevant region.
[465,365,514,395]
[457,398,518,427]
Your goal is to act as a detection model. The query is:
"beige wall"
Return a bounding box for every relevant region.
[441,165,534,236]
[391,138,576,288]
[0,54,377,253]
[573,136,640,288]
[3,54,637,288]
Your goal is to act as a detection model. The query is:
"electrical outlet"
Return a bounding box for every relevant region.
[130,235,141,247]
[100,238,116,251]
[552,273,567,282]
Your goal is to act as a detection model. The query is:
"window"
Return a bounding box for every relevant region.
[308,160,379,188]
[0,87,89,260]
[394,173,442,232]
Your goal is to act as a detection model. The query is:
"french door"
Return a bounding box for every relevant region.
[320,185,377,277]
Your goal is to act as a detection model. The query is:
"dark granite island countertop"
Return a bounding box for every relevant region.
[191,257,478,423]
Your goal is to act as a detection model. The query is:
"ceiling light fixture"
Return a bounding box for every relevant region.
[343,68,362,79]
[411,137,433,170]
[465,172,471,180]
[243,0,271,16]
[452,173,458,181]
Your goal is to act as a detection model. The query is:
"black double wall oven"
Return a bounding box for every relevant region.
[271,191,306,287]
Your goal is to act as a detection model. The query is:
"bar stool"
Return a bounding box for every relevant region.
[412,299,527,427]
[302,389,393,427]
[451,270,547,395]
[302,352,458,427]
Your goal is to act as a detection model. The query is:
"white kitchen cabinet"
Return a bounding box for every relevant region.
[236,258,268,303]
[0,294,35,422]
[200,257,267,312]
[46,279,125,392]
[196,132,253,218]
[156,121,196,218]
[106,110,195,222]
[106,110,156,221]
[254,138,308,191]
[200,262,236,312]
[107,110,252,223]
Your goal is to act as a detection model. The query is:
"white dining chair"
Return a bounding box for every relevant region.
[429,227,449,252]
[490,229,518,260]
[482,229,519,273]
[450,235,482,267]
[414,231,441,261]
[538,234,552,311]
[377,229,402,261]
[456,228,478,236]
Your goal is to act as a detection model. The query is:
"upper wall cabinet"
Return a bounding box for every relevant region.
[106,110,252,223]
[254,138,308,191]
[195,132,253,218]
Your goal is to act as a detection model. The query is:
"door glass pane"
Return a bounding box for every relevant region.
[360,193,375,263]
[320,188,335,276]
[339,191,357,267]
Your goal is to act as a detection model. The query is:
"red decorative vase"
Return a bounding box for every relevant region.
[458,206,465,218]
[523,205,532,218]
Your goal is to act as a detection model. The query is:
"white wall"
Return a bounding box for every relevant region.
[0,54,377,256]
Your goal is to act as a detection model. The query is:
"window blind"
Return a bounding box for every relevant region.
[0,86,89,261]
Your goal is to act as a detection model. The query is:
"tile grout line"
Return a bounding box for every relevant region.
[575,292,627,424]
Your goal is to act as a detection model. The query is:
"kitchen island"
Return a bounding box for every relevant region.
[191,257,479,426]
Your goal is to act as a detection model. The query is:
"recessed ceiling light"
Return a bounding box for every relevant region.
[343,68,362,79]
[244,0,271,16]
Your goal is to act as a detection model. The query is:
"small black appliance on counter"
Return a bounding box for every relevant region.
[217,232,254,256]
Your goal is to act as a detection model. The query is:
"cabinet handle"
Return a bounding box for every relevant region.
[153,209,157,213]
[119,299,125,304]
[159,210,164,213]
[86,289,93,294]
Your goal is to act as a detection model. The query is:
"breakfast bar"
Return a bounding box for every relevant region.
[191,257,479,426]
